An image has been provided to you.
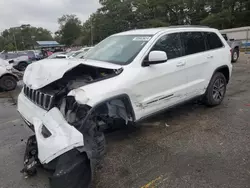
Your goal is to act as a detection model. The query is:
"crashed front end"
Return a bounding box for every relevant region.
[17,60,122,185]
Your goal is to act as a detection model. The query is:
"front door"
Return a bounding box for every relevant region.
[132,33,189,119]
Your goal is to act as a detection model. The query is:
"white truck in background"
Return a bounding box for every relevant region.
[0,58,23,91]
[0,51,31,71]
[220,26,250,62]
[221,33,241,62]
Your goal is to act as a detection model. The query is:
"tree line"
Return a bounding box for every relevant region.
[1,0,250,51]
[0,25,53,51]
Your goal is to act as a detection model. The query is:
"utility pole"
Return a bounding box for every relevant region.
[13,33,18,52]
[21,36,25,49]
[11,26,21,52]
[90,19,93,46]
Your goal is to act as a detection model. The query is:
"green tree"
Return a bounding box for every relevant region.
[0,25,53,51]
[75,0,250,46]
[56,14,83,46]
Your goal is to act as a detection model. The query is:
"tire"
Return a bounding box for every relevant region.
[204,72,227,106]
[50,119,105,188]
[17,62,28,71]
[83,119,106,160]
[232,48,239,62]
[0,75,17,91]
[50,150,91,188]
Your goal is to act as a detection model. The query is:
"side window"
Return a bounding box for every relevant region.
[206,32,224,50]
[151,33,182,60]
[181,32,206,55]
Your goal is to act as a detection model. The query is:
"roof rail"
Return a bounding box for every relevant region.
[167,25,209,28]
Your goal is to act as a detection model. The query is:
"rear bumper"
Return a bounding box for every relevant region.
[17,92,84,164]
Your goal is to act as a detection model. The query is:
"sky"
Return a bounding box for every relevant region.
[0,0,100,33]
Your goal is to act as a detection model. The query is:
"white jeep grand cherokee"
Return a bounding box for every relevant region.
[17,26,232,188]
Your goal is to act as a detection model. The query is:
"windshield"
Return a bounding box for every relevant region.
[85,35,152,65]
[66,51,77,57]
[75,48,92,59]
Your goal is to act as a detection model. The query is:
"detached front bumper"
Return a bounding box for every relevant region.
[17,92,84,164]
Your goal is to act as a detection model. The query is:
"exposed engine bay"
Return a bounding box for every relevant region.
[40,64,118,98]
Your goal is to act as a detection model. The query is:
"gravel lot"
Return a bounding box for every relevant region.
[0,55,250,188]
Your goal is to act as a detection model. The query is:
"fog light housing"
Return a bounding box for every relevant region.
[41,125,52,138]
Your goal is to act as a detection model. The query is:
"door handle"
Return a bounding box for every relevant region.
[207,55,214,59]
[176,62,186,67]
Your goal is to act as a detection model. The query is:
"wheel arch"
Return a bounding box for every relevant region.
[0,73,19,81]
[18,61,28,64]
[82,94,136,125]
[212,65,230,83]
[234,46,239,51]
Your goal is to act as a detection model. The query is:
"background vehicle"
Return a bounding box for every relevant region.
[74,47,93,59]
[46,52,66,59]
[0,52,32,71]
[221,33,241,62]
[53,47,93,59]
[26,50,43,61]
[18,26,232,188]
[0,59,22,91]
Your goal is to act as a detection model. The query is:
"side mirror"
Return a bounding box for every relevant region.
[9,60,14,64]
[229,38,235,41]
[143,51,168,66]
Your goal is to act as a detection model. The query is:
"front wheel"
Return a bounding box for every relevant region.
[50,150,91,188]
[204,72,227,106]
[0,75,17,91]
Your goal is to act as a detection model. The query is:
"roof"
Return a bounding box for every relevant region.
[114,26,215,36]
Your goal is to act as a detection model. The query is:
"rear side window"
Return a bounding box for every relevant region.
[180,32,206,55]
[206,32,224,50]
[151,33,182,60]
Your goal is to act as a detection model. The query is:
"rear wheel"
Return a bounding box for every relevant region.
[0,75,17,91]
[232,48,239,62]
[204,72,227,106]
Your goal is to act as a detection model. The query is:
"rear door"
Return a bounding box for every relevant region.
[205,32,228,72]
[179,31,211,98]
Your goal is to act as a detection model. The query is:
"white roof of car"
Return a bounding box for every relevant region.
[114,26,218,36]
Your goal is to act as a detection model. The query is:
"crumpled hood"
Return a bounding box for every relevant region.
[23,58,122,90]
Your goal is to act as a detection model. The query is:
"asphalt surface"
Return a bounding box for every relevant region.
[0,55,250,188]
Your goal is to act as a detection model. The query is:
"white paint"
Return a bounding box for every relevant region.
[18,27,233,162]
[23,58,122,90]
[17,93,84,164]
[0,58,19,79]
[148,51,168,62]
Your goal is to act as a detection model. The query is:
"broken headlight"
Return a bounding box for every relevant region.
[59,96,91,129]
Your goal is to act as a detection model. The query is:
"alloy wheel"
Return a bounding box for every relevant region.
[212,78,225,102]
